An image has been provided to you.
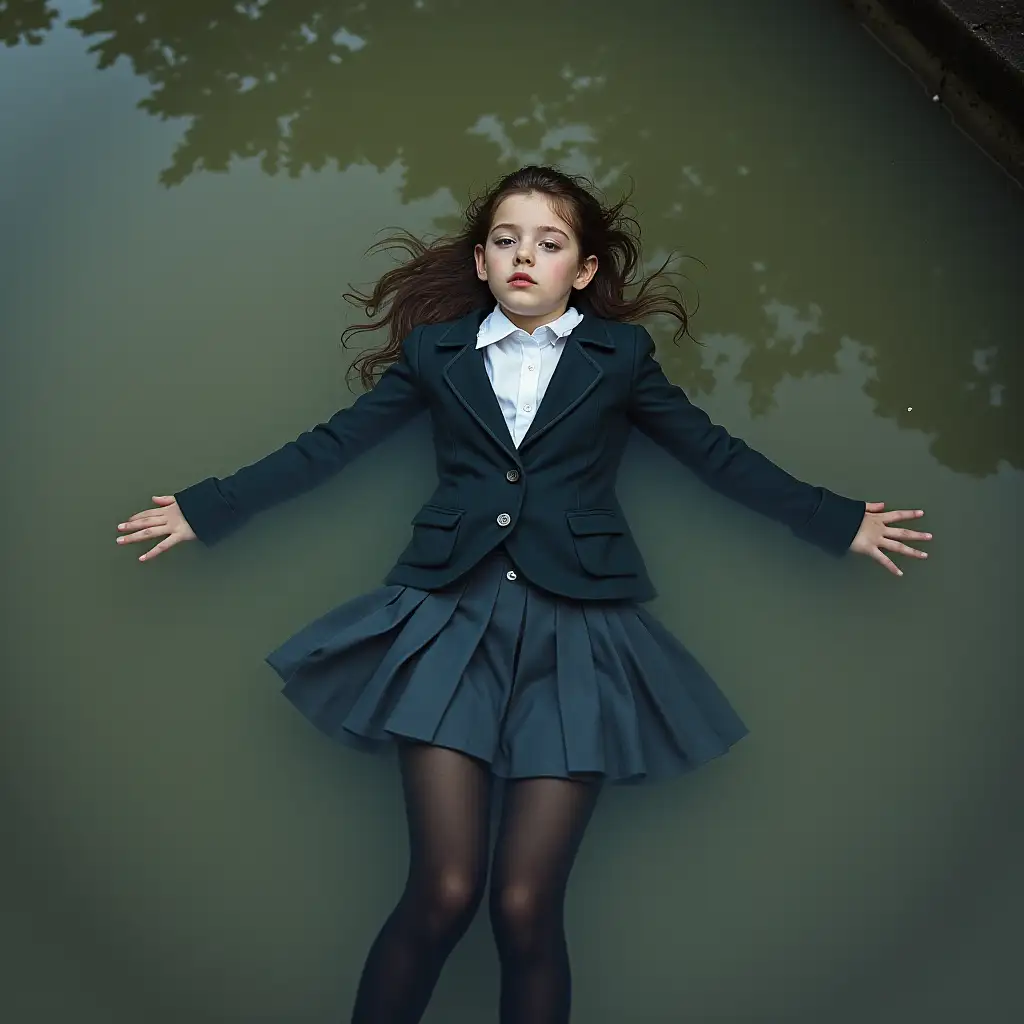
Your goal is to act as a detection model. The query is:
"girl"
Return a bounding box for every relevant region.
[114,166,932,1023]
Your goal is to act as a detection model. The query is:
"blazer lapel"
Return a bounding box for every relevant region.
[437,308,614,463]
[518,317,611,451]
[438,309,519,463]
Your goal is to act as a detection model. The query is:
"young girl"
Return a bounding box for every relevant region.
[115,165,932,1023]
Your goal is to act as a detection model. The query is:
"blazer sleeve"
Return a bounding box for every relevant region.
[172,326,428,546]
[626,325,865,556]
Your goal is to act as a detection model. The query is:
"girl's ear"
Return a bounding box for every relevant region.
[473,244,488,281]
[573,255,598,289]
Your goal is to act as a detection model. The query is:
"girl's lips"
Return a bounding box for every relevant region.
[509,279,535,287]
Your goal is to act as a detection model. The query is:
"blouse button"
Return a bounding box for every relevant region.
[506,469,520,483]
[506,569,517,581]
[496,513,511,527]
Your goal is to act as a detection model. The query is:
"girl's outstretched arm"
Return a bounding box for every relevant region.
[172,326,428,546]
[626,325,866,558]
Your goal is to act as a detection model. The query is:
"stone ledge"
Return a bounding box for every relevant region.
[843,0,1024,185]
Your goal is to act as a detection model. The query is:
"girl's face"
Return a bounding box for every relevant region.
[474,191,598,332]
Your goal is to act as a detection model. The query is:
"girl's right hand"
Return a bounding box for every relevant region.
[115,495,197,562]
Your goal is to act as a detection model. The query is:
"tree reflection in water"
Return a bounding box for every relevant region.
[1,0,1017,475]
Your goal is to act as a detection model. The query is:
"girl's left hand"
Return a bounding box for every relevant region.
[849,502,932,577]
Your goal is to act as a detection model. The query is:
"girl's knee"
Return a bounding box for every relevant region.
[488,882,556,952]
[435,868,486,916]
[414,867,486,938]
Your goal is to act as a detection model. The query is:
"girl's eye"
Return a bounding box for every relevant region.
[493,238,560,251]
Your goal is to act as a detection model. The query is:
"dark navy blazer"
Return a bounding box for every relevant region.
[173,308,866,602]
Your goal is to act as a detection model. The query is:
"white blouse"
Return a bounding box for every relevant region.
[475,304,584,448]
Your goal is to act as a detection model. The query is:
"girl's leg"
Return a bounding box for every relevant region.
[488,774,604,1024]
[350,741,494,1024]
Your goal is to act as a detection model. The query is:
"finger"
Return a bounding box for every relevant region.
[117,523,165,543]
[879,538,928,558]
[119,517,165,533]
[882,509,924,524]
[885,528,933,541]
[871,550,904,577]
[865,501,885,511]
[139,540,171,562]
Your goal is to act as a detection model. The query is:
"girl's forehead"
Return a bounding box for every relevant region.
[492,191,571,229]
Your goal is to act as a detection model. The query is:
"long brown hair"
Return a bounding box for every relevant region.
[341,165,700,392]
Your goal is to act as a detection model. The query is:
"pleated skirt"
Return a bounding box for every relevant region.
[264,544,749,785]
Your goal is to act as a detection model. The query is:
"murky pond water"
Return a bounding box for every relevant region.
[1,1,1021,1021]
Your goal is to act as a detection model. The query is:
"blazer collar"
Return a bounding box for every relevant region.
[475,304,585,349]
[435,307,615,351]
[436,307,613,465]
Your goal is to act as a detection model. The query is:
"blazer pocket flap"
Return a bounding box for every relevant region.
[566,511,625,536]
[412,505,464,529]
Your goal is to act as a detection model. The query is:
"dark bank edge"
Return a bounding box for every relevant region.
[842,0,1024,187]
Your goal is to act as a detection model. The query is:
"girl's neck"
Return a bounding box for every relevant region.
[499,301,569,336]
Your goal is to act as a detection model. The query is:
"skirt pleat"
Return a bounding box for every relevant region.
[265,545,749,785]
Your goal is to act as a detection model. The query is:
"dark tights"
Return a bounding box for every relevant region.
[349,741,603,1024]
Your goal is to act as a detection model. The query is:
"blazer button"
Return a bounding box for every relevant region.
[496,513,511,527]
[506,569,517,581]
[506,468,520,483]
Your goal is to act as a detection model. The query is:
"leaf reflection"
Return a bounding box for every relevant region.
[3,0,1018,475]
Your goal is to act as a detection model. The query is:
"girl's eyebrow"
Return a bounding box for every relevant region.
[491,222,570,239]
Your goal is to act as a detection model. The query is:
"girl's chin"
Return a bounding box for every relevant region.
[496,290,549,309]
